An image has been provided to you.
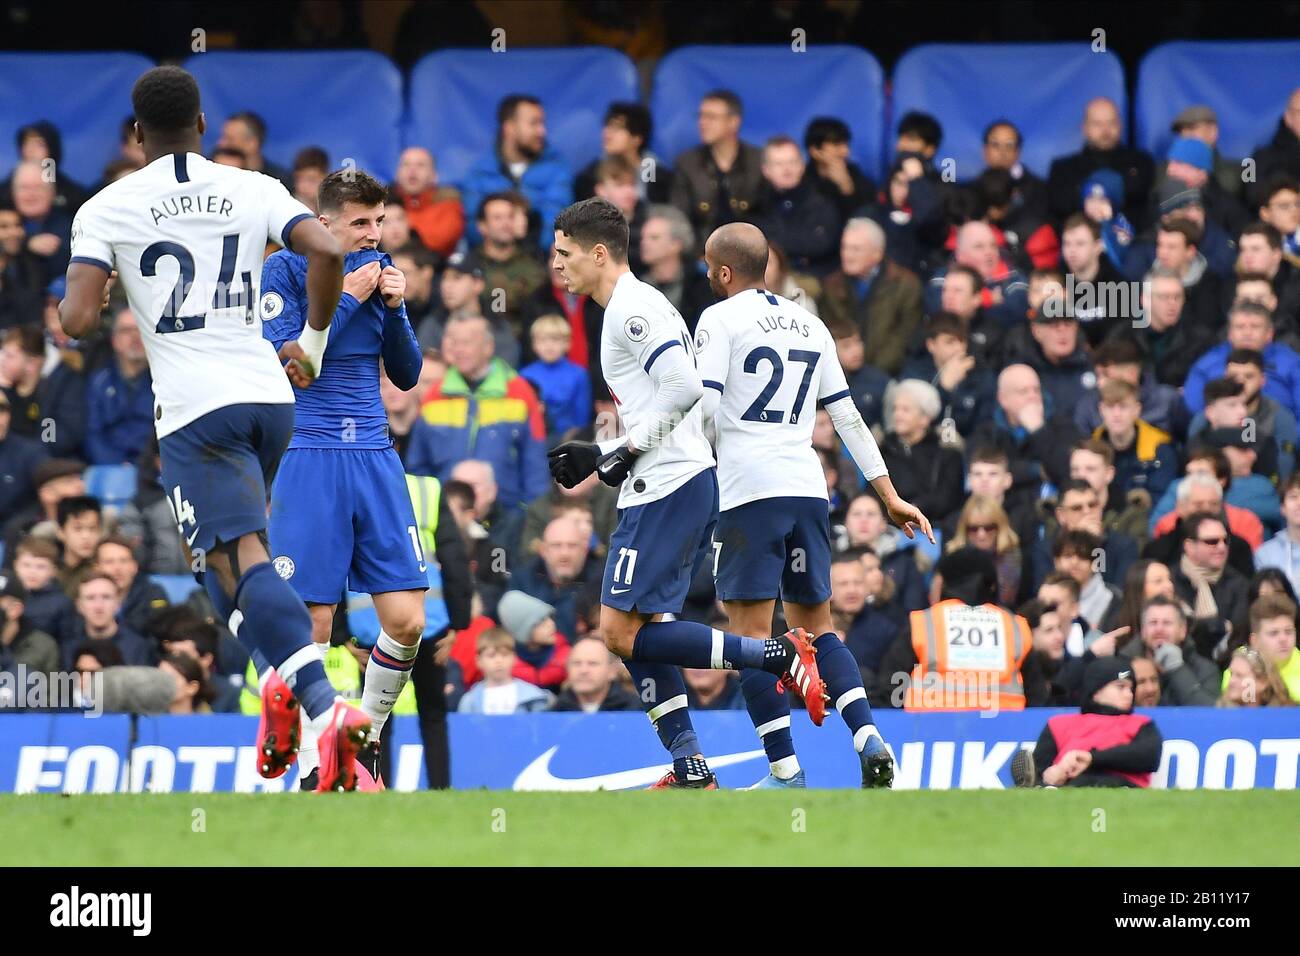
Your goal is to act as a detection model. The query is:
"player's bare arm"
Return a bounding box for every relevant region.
[59,262,113,340]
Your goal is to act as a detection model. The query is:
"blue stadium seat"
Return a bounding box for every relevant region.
[1136,41,1300,164]
[183,52,403,183]
[650,45,885,180]
[150,574,198,606]
[0,53,155,186]
[406,48,639,189]
[84,463,138,512]
[891,43,1127,183]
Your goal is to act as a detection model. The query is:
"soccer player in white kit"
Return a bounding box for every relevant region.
[547,198,827,789]
[59,65,371,790]
[695,222,934,788]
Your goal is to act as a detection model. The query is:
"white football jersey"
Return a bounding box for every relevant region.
[600,271,714,507]
[696,287,876,510]
[69,152,313,438]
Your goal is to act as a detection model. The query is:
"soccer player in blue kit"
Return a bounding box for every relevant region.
[548,198,827,789]
[60,66,372,791]
[260,169,426,790]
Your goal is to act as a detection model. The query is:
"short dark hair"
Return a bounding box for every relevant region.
[211,145,245,166]
[897,111,942,149]
[3,324,44,359]
[1240,221,1282,250]
[553,197,629,263]
[805,116,851,151]
[227,110,267,145]
[164,620,220,660]
[1092,337,1142,368]
[1062,212,1101,240]
[1186,444,1231,483]
[924,311,967,342]
[1042,570,1082,602]
[497,93,542,127]
[119,115,137,144]
[1183,511,1227,542]
[604,102,651,145]
[1158,219,1199,248]
[94,534,136,561]
[1203,376,1244,406]
[983,119,1022,148]
[293,146,329,174]
[1053,529,1101,560]
[1229,299,1275,326]
[476,190,528,222]
[702,89,743,117]
[131,66,201,135]
[317,169,387,216]
[976,168,1013,208]
[1225,347,1265,372]
[1260,174,1300,207]
[1018,598,1057,630]
[968,445,1009,470]
[71,640,124,668]
[946,264,984,294]
[57,495,101,527]
[1058,478,1097,501]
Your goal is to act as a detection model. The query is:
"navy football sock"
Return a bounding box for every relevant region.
[740,669,798,776]
[813,632,880,751]
[233,562,334,719]
[625,661,704,762]
[632,620,773,670]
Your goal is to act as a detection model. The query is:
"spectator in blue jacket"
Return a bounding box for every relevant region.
[1185,348,1296,481]
[460,95,572,252]
[519,313,591,445]
[0,389,46,518]
[1184,301,1300,418]
[0,324,84,459]
[512,514,602,647]
[1256,472,1300,594]
[85,307,153,465]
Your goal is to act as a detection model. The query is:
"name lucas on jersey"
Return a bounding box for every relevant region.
[150,194,234,225]
[755,312,810,338]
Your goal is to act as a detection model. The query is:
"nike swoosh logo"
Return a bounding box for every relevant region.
[512,746,765,791]
[610,587,631,594]
[186,528,200,547]
[419,563,428,573]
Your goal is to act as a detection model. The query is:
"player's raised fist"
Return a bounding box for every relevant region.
[278,341,316,389]
[379,265,406,308]
[342,261,382,302]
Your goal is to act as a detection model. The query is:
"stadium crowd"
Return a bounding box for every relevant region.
[2,82,1300,718]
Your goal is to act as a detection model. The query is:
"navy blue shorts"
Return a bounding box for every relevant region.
[158,403,295,557]
[602,468,718,615]
[713,496,832,605]
[267,447,428,604]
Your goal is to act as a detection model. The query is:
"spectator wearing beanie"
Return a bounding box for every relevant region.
[1153,136,1248,240]
[497,589,570,693]
[1079,168,1134,272]
[1014,656,1162,787]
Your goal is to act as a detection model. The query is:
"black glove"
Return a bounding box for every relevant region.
[547,441,600,489]
[596,444,638,487]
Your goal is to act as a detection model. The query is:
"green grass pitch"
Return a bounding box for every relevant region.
[0,790,1289,866]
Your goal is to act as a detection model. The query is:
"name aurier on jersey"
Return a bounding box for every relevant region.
[150,194,234,225]
[755,312,811,338]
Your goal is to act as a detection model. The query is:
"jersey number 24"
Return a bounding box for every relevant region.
[140,234,255,334]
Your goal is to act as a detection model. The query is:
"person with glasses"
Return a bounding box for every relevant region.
[1170,512,1250,665]
[1118,593,1221,706]
[1029,478,1138,595]
[1143,471,1257,579]
[980,119,1048,222]
[949,494,1022,607]
[1258,176,1300,267]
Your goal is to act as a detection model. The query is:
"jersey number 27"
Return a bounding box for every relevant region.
[741,347,820,425]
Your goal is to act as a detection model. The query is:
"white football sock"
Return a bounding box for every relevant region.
[361,630,419,738]
[294,641,330,778]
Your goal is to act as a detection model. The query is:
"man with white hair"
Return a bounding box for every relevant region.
[880,378,966,528]
[924,221,1029,327]
[1142,471,1256,578]
[817,217,923,374]
[970,363,1083,511]
[1047,96,1156,227]
[637,204,713,330]
[9,160,71,283]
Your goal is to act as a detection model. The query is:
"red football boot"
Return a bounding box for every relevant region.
[315,701,372,792]
[255,670,300,779]
[775,627,830,726]
[647,770,719,790]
